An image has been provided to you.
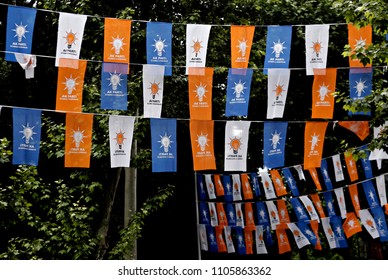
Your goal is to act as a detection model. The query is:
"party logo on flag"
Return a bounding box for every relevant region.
[305,25,329,75]
[343,212,362,238]
[304,122,328,169]
[225,68,253,117]
[363,181,379,209]
[256,202,270,226]
[222,175,233,202]
[359,209,379,239]
[348,24,372,68]
[190,120,216,171]
[371,207,388,242]
[324,192,337,217]
[348,69,372,116]
[101,63,128,110]
[188,68,213,120]
[199,202,210,224]
[332,154,344,182]
[198,224,208,251]
[224,121,250,171]
[300,195,319,221]
[270,169,287,197]
[255,225,268,254]
[241,174,254,200]
[206,225,218,252]
[186,24,211,72]
[321,217,337,249]
[276,227,291,254]
[143,65,165,118]
[282,168,300,196]
[260,169,277,200]
[349,184,361,216]
[266,69,290,119]
[266,201,280,230]
[264,26,292,73]
[320,159,333,190]
[232,174,242,201]
[331,216,348,248]
[103,18,131,65]
[231,25,255,68]
[288,223,310,249]
[345,151,359,182]
[264,122,288,168]
[225,203,236,226]
[312,68,337,119]
[290,198,309,222]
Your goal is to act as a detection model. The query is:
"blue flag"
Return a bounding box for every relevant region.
[359,146,373,179]
[222,175,233,202]
[323,191,337,217]
[225,203,237,226]
[330,216,348,248]
[290,198,309,222]
[256,202,270,226]
[263,122,288,168]
[371,207,388,242]
[197,174,207,200]
[150,118,177,172]
[297,221,318,246]
[225,68,253,117]
[320,159,334,190]
[101,63,128,110]
[263,25,292,73]
[282,168,300,196]
[199,202,210,224]
[234,226,246,255]
[5,6,37,62]
[146,22,172,76]
[206,225,219,252]
[363,180,379,209]
[349,68,372,116]
[250,172,261,197]
[12,108,41,166]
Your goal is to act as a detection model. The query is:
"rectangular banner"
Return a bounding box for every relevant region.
[56,60,87,112]
[287,223,310,249]
[299,195,319,222]
[256,202,270,226]
[216,203,227,226]
[320,158,334,190]
[5,6,37,62]
[101,63,128,110]
[311,68,337,119]
[230,25,255,69]
[264,25,292,73]
[334,187,347,219]
[224,226,235,253]
[349,184,361,216]
[304,121,328,169]
[321,217,337,249]
[190,120,216,171]
[103,18,131,66]
[240,173,253,200]
[55,12,87,66]
[265,201,280,230]
[208,202,218,227]
[146,22,172,76]
[199,201,210,224]
[282,168,300,196]
[277,199,291,224]
[205,175,217,199]
[310,193,326,218]
[270,169,287,197]
[235,203,244,227]
[186,24,211,73]
[224,121,251,171]
[348,23,372,68]
[376,175,387,206]
[332,154,345,182]
[255,225,268,254]
[330,216,348,248]
[266,69,290,119]
[263,121,288,168]
[362,180,379,209]
[150,118,177,172]
[323,191,337,217]
[198,224,208,251]
[143,65,165,118]
[259,169,277,200]
[109,115,135,168]
[222,175,233,202]
[338,121,370,140]
[359,209,380,239]
[225,203,236,226]
[213,174,225,196]
[290,197,309,222]
[12,108,41,166]
[297,221,318,246]
[343,212,362,238]
[231,174,242,201]
[225,68,253,117]
[371,206,388,242]
[64,113,93,168]
[305,24,329,75]
[215,226,227,252]
[344,151,359,182]
[188,67,214,120]
[348,68,372,116]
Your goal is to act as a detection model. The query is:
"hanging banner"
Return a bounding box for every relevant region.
[359,145,373,179]
[321,217,337,249]
[294,165,306,181]
[349,184,361,217]
[310,193,326,218]
[64,113,93,168]
[297,221,318,247]
[265,201,280,230]
[276,226,291,254]
[150,118,177,172]
[330,216,348,248]
[208,202,218,227]
[348,69,372,116]
[189,120,216,171]
[290,197,309,222]
[344,151,359,182]
[348,24,372,68]
[305,24,330,75]
[371,206,388,242]
[266,69,291,119]
[234,226,247,255]
[225,203,236,226]
[308,168,323,191]
[222,175,233,202]
[109,115,135,168]
[311,68,337,119]
[304,121,328,169]
[245,203,255,230]
[310,220,322,250]
[250,172,261,197]
[186,24,212,73]
[225,68,253,117]
[216,203,227,226]
[255,225,268,254]
[197,174,207,200]
[56,60,87,112]
[277,199,291,224]
[323,191,337,217]
[256,202,270,226]
[299,195,319,222]
[231,174,243,201]
[320,158,334,190]
[198,224,208,251]
[263,121,288,168]
[332,154,345,182]
[230,25,255,69]
[206,225,218,252]
[213,174,225,196]
[359,209,380,239]
[188,67,214,120]
[12,108,41,166]
[259,169,277,200]
[287,223,310,249]
[101,63,128,110]
[224,121,251,171]
[334,188,347,219]
[146,22,172,76]
[282,168,300,196]
[338,121,370,140]
[199,202,210,225]
[225,226,235,253]
[263,25,292,73]
[235,203,244,227]
[369,122,388,161]
[143,65,165,118]
[342,212,362,238]
[5,6,37,62]
[362,180,379,209]
[241,173,254,200]
[55,12,87,67]
[215,226,227,253]
[376,175,387,206]
[270,169,287,197]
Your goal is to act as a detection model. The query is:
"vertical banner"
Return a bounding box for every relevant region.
[256,202,270,227]
[198,224,208,251]
[349,184,361,217]
[321,217,337,249]
[224,121,251,171]
[297,221,318,247]
[259,169,277,200]
[241,173,254,200]
[310,220,322,250]
[323,191,337,217]
[216,203,227,226]
[290,197,309,222]
[334,188,347,219]
[225,68,253,117]
[338,121,370,140]
[311,68,337,119]
[344,151,359,182]
[186,24,212,73]
[250,172,261,197]
[376,175,387,206]
[320,158,334,190]
[310,193,326,218]
[342,212,362,238]
[150,118,177,172]
[103,18,131,67]
[369,122,388,161]
[101,63,128,110]
[213,174,225,196]
[266,69,291,119]
[282,168,300,196]
[332,154,345,182]
[304,121,328,169]
[225,203,236,226]
[224,226,235,253]
[359,209,380,239]
[263,25,292,73]
[231,174,243,201]
[5,6,37,62]
[205,175,217,200]
[255,225,268,254]
[12,108,41,166]
[190,120,216,171]
[55,13,87,67]
[270,169,287,197]
[56,60,87,112]
[265,201,280,230]
[348,69,372,116]
[143,65,165,118]
[348,24,372,68]
[65,113,93,168]
[208,202,218,227]
[276,226,291,254]
[305,24,330,75]
[371,207,388,242]
[206,225,218,252]
[308,167,322,191]
[146,22,172,76]
[109,115,134,167]
[362,181,379,209]
[287,223,310,249]
[299,195,319,222]
[188,67,214,120]
[245,203,255,230]
[235,226,247,255]
[222,175,233,202]
[263,121,288,168]
[331,216,348,248]
[277,199,291,224]
[215,226,227,253]
[197,174,207,200]
[230,25,255,69]
[235,203,244,227]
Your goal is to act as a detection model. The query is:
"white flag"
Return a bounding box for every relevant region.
[186,24,211,74]
[224,226,235,253]
[294,165,306,180]
[267,69,290,119]
[376,175,387,206]
[143,65,165,118]
[369,122,388,161]
[208,202,218,227]
[255,225,268,254]
[265,201,280,230]
[224,121,251,171]
[235,203,244,227]
[359,209,380,239]
[15,54,36,79]
[55,12,87,66]
[109,115,135,168]
[259,169,277,199]
[334,187,347,219]
[299,195,320,221]
[305,24,330,75]
[332,154,345,182]
[287,223,310,249]
[204,174,216,199]
[321,217,337,249]
[231,174,242,201]
[198,224,208,251]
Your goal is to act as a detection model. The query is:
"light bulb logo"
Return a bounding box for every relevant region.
[108,72,122,91]
[13,22,28,43]
[114,130,126,149]
[228,136,241,154]
[354,79,367,97]
[191,38,203,57]
[158,132,173,153]
[148,80,161,99]
[273,83,284,100]
[271,39,286,58]
[194,82,207,102]
[63,74,78,95]
[63,30,78,49]
[270,130,282,150]
[72,128,85,148]
[237,38,248,57]
[309,133,320,151]
[233,80,246,98]
[20,123,36,144]
[311,40,322,57]
[354,37,366,50]
[153,36,167,57]
[196,132,209,152]
[111,35,125,55]
[318,82,331,101]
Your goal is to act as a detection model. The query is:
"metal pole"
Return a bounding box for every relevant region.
[194,171,202,260]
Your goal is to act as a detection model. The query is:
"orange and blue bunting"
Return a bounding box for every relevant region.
[222,175,233,202]
[297,221,318,246]
[199,201,210,225]
[320,159,334,190]
[206,225,219,252]
[330,216,348,248]
[256,202,270,226]
[290,198,309,222]
[282,168,300,196]
[101,63,128,110]
[225,203,236,226]
[234,226,246,255]
[250,172,261,197]
[371,207,388,242]
[360,145,373,179]
[324,191,337,217]
[362,181,379,209]
[263,121,288,168]
[225,68,253,117]
[349,68,372,116]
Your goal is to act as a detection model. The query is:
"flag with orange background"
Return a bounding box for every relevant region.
[310,193,326,218]
[270,169,288,197]
[310,220,322,250]
[189,120,216,171]
[308,168,323,190]
[348,23,372,68]
[244,228,254,254]
[56,60,87,112]
[312,68,337,119]
[215,226,227,253]
[276,225,291,254]
[304,122,328,169]
[343,212,362,238]
[65,113,93,168]
[213,174,225,196]
[338,121,369,141]
[216,203,228,226]
[241,173,254,200]
[349,184,361,217]
[231,25,255,69]
[276,199,291,224]
[245,202,255,230]
[188,67,214,120]
[345,151,359,182]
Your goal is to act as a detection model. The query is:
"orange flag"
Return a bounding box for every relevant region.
[276,225,291,254]
[345,151,359,182]
[312,68,337,119]
[310,193,326,218]
[385,204,388,216]
[188,67,213,120]
[216,203,228,226]
[277,199,291,224]
[308,168,323,191]
[338,121,369,141]
[244,228,254,254]
[270,169,288,196]
[245,202,255,230]
[103,18,131,67]
[343,212,362,238]
[56,60,87,112]
[348,23,372,68]
[241,173,254,200]
[215,226,227,253]
[304,122,328,169]
[189,120,216,170]
[349,184,361,217]
[213,174,225,196]
[231,25,255,68]
[310,220,322,250]
[65,113,93,168]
